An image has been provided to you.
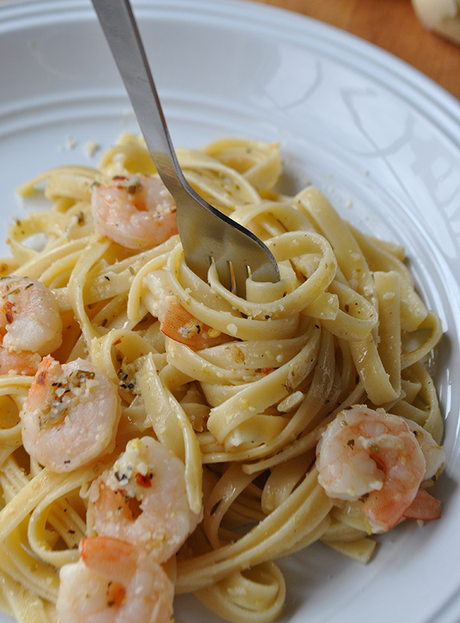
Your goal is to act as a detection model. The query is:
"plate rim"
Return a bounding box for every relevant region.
[0,2,460,623]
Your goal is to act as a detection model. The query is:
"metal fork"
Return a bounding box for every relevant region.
[91,0,280,298]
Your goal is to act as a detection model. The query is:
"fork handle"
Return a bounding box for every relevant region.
[91,0,190,199]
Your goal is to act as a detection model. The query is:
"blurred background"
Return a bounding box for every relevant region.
[249,0,460,101]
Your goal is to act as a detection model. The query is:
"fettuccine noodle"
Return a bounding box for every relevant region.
[0,133,444,623]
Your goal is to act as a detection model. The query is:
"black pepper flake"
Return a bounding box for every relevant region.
[77,370,95,380]
[126,183,141,194]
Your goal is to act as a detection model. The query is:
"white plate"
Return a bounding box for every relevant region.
[1,1,460,622]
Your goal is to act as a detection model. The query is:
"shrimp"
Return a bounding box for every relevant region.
[159,299,232,348]
[57,536,174,623]
[403,417,445,480]
[144,269,231,349]
[400,417,445,522]
[20,355,121,472]
[403,487,441,521]
[316,405,444,533]
[91,174,178,249]
[87,436,202,563]
[0,348,41,376]
[0,276,62,374]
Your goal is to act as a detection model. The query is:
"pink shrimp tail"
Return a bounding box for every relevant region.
[403,488,441,521]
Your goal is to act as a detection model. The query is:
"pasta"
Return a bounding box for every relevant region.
[0,133,444,623]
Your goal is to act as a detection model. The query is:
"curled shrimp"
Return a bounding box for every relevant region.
[316,405,445,533]
[57,536,174,623]
[87,436,202,563]
[91,174,178,249]
[0,276,62,374]
[20,355,121,472]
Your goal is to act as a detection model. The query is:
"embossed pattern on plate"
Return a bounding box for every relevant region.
[0,1,460,623]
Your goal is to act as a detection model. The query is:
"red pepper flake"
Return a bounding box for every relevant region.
[113,338,122,346]
[37,371,47,385]
[263,368,273,375]
[135,473,152,488]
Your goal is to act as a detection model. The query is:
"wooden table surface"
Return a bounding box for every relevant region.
[250,0,460,102]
